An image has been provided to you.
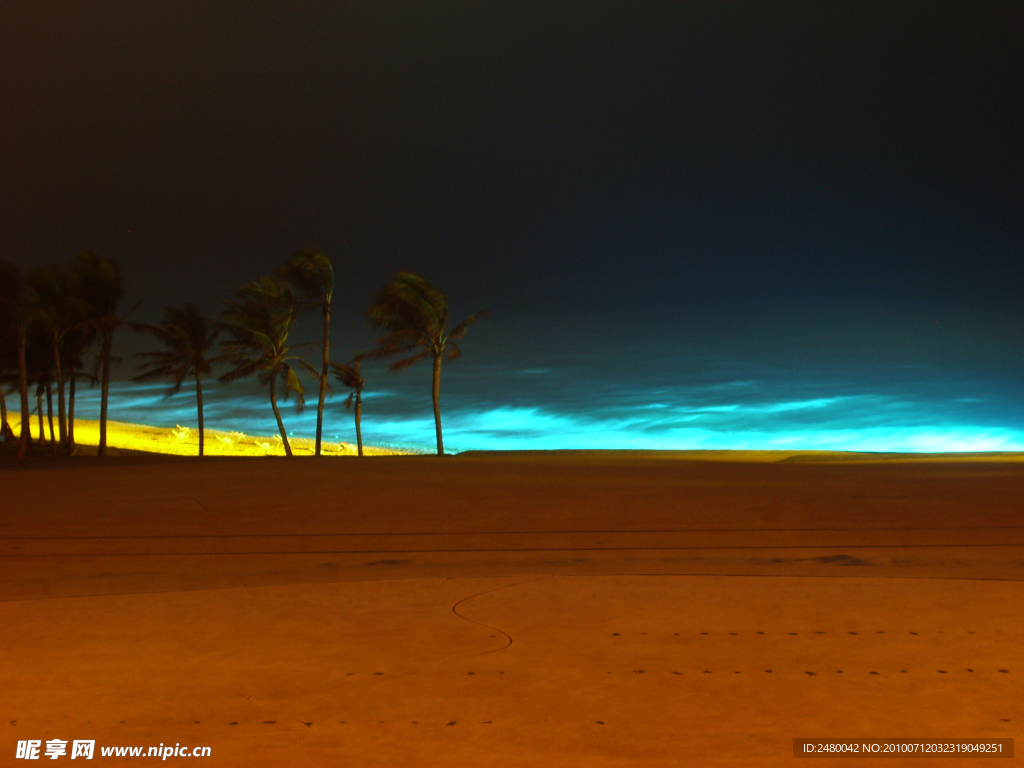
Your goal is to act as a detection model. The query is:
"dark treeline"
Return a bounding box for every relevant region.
[0,251,486,464]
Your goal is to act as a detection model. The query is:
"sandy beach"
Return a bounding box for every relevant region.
[1,424,1021,766]
[2,413,409,457]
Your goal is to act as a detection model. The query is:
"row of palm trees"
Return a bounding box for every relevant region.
[0,250,487,463]
[0,252,126,464]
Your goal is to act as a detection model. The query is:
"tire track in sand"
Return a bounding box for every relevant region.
[452,575,553,656]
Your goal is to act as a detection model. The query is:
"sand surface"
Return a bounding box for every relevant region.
[3,413,408,457]
[1,451,1021,765]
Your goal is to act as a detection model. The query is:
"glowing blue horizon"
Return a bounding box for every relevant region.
[62,375,1024,454]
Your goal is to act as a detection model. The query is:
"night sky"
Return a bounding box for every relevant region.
[2,2,1021,366]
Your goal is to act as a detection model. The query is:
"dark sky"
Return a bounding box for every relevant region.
[2,1,1021,362]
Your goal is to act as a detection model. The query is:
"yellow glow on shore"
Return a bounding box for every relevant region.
[5,413,412,457]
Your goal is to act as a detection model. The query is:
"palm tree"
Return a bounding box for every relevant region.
[366,272,487,455]
[0,261,38,463]
[62,324,98,455]
[331,357,365,457]
[278,249,333,457]
[69,251,123,457]
[219,277,314,457]
[23,330,56,449]
[0,384,12,441]
[0,279,15,440]
[26,264,80,453]
[130,304,220,457]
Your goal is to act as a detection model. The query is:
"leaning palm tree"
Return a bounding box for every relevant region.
[366,272,487,455]
[0,261,39,463]
[278,249,333,457]
[219,277,314,457]
[68,251,123,457]
[62,321,100,455]
[0,298,16,441]
[129,304,220,457]
[26,264,81,453]
[330,357,365,457]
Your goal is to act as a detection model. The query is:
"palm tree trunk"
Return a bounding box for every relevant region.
[97,329,112,457]
[195,369,204,458]
[354,392,363,457]
[269,374,293,457]
[0,385,11,439]
[67,369,76,455]
[315,304,330,457]
[46,382,56,455]
[52,335,67,452]
[431,353,443,456]
[36,388,45,445]
[16,333,30,464]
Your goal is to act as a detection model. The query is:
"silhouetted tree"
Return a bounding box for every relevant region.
[278,249,334,457]
[23,328,56,449]
[219,277,315,457]
[69,251,123,457]
[130,304,220,457]
[0,268,16,440]
[366,272,487,455]
[0,261,38,463]
[62,325,98,455]
[26,264,80,452]
[331,357,365,457]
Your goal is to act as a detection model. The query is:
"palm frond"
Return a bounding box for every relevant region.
[292,357,324,381]
[218,358,264,384]
[283,365,306,413]
[389,348,431,371]
[330,360,364,391]
[448,308,490,341]
[278,249,333,308]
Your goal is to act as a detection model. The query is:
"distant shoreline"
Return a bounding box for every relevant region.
[4,412,1023,462]
[3,413,413,458]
